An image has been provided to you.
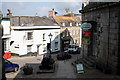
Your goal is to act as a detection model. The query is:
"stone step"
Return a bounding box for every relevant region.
[82,58,94,67]
[71,61,93,69]
[88,56,96,63]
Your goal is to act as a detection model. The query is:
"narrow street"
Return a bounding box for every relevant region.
[6,53,120,79]
[6,54,78,79]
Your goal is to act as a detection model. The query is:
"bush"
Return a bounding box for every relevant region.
[22,64,33,75]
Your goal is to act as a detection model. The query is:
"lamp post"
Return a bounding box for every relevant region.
[48,33,53,54]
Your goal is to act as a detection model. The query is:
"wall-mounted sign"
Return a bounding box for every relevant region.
[82,30,91,45]
[80,22,92,31]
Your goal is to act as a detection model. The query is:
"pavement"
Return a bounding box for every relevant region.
[5,53,120,80]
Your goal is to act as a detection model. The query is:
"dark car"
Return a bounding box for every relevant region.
[56,52,72,60]
[5,59,19,73]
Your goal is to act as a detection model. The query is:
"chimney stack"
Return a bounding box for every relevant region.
[0,11,3,20]
[36,12,38,16]
[65,8,69,15]
[7,9,12,18]
[49,8,55,18]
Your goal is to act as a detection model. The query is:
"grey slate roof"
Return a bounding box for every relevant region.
[11,16,58,26]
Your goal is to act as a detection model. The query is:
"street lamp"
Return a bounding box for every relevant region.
[48,33,53,53]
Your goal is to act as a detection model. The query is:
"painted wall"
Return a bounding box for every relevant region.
[0,24,3,80]
[10,26,60,55]
[1,19,10,35]
[1,19,11,52]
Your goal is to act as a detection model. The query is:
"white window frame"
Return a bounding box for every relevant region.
[70,23,72,26]
[67,30,69,36]
[55,32,58,40]
[70,30,72,36]
[76,29,79,34]
[55,42,58,50]
[76,23,78,26]
[43,44,46,52]
[27,45,32,52]
[62,23,65,26]
[43,33,46,41]
[26,31,33,40]
[73,30,75,35]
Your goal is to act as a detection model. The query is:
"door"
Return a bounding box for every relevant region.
[47,43,50,50]
[37,45,39,55]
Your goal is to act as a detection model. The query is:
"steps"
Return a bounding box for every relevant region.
[72,56,96,69]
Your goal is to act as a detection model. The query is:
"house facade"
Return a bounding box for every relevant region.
[56,16,81,52]
[1,18,11,53]
[49,9,82,52]
[10,16,60,55]
[0,10,3,80]
[80,2,120,74]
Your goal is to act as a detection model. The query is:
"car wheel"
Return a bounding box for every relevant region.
[14,67,19,72]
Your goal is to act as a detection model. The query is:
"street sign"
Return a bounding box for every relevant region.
[76,64,84,74]
[80,22,92,31]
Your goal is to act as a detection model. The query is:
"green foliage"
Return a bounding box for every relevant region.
[22,64,33,75]
[11,53,19,56]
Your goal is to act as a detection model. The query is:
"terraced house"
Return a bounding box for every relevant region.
[49,9,82,52]
[10,16,60,56]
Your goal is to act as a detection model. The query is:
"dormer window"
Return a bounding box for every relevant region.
[70,23,72,26]
[62,23,65,26]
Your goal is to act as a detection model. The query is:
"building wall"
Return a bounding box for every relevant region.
[0,22,3,80]
[1,19,10,35]
[11,26,60,55]
[1,19,11,52]
[81,3,120,74]
[60,26,82,51]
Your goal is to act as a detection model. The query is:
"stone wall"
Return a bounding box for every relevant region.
[81,2,120,74]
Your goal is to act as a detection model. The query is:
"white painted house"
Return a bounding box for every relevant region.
[10,16,60,56]
[1,18,11,52]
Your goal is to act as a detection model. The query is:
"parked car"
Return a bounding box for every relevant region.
[5,59,19,73]
[67,44,79,54]
[56,52,71,60]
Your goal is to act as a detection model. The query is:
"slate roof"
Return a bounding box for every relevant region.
[11,16,58,26]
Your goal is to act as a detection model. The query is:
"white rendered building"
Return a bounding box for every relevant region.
[10,16,60,56]
[1,18,11,52]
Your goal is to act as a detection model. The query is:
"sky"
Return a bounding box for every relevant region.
[1,2,82,17]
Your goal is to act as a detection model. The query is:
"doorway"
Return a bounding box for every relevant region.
[37,45,40,55]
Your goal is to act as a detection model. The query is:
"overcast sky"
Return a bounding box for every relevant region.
[1,2,82,17]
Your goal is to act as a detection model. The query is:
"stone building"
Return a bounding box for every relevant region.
[55,16,81,52]
[0,10,3,80]
[80,2,120,74]
[49,9,82,52]
[0,11,6,80]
